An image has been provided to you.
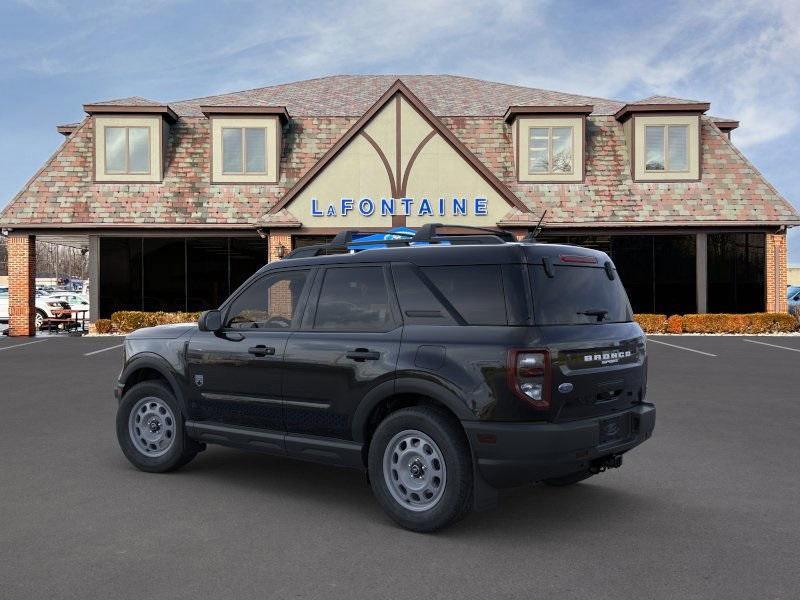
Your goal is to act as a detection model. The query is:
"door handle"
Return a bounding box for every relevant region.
[346,349,381,361]
[248,345,276,357]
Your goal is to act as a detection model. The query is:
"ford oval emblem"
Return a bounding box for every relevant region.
[558,382,574,394]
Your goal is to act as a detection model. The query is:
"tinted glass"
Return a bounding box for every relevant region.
[222,128,243,173]
[708,233,764,312]
[653,235,695,314]
[104,127,127,173]
[244,128,266,173]
[315,267,391,331]
[422,265,507,325]
[99,237,142,317]
[143,238,186,312]
[227,270,308,329]
[230,237,267,291]
[128,127,150,173]
[392,264,456,325]
[187,238,229,311]
[530,265,632,325]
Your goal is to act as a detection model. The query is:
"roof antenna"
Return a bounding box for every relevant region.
[525,210,547,242]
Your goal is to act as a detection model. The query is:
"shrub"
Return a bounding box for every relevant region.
[634,314,667,333]
[665,314,683,334]
[680,313,797,334]
[94,319,113,334]
[110,311,202,333]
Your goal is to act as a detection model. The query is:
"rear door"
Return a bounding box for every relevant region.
[186,267,313,431]
[283,264,402,439]
[528,262,647,423]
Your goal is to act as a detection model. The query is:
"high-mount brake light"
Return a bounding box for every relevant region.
[559,254,598,264]
[508,350,551,410]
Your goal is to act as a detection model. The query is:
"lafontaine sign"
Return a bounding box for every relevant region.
[310,196,488,218]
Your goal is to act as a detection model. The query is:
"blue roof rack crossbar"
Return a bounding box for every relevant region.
[282,224,514,259]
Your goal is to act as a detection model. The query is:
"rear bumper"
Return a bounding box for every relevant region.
[463,403,655,489]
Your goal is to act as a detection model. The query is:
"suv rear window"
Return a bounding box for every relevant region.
[530,264,632,325]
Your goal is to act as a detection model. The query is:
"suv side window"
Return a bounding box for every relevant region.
[314,266,392,331]
[421,265,507,325]
[226,269,309,329]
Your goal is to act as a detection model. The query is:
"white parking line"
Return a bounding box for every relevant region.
[646,338,717,357]
[84,344,123,356]
[742,339,800,353]
[0,339,50,352]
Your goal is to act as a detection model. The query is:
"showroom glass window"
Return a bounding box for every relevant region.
[222,127,267,174]
[528,127,573,174]
[645,125,688,171]
[104,126,150,174]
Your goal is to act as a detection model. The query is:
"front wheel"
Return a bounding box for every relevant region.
[368,406,473,532]
[116,381,200,473]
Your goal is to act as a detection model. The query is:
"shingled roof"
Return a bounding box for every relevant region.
[1,75,797,229]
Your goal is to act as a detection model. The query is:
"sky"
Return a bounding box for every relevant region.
[1,0,798,260]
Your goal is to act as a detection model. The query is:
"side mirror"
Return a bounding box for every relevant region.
[198,309,222,332]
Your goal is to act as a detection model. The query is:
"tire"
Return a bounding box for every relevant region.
[543,469,594,487]
[116,381,200,473]
[35,309,46,330]
[368,406,473,532]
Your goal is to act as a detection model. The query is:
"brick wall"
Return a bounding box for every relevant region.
[268,230,292,263]
[765,232,788,313]
[7,234,36,336]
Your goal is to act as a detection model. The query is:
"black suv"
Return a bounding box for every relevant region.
[115,225,655,532]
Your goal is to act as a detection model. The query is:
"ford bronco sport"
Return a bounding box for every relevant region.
[115,224,655,532]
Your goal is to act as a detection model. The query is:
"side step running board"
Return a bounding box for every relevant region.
[185,421,364,469]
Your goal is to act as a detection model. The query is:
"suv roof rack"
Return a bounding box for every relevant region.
[282,224,516,259]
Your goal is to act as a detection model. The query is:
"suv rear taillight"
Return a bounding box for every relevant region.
[508,350,551,409]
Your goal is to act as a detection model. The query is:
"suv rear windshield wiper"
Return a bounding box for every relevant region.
[576,309,609,322]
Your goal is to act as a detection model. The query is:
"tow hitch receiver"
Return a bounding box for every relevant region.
[590,454,623,474]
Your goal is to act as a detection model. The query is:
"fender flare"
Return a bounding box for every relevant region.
[119,353,188,413]
[350,376,474,443]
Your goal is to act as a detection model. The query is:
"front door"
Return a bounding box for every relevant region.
[283,264,402,439]
[186,267,312,431]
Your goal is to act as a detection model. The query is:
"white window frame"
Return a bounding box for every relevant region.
[644,124,689,173]
[210,116,279,184]
[221,127,269,175]
[516,116,584,183]
[104,126,152,175]
[527,126,575,176]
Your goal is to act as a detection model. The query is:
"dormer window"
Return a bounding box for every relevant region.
[84,101,175,183]
[528,126,574,174]
[201,106,289,184]
[644,124,688,172]
[505,106,591,184]
[105,126,151,174]
[222,127,268,174]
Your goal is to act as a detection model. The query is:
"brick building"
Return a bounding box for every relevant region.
[1,75,797,335]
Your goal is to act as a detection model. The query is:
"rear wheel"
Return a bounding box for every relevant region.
[368,406,473,532]
[35,309,46,330]
[116,381,200,473]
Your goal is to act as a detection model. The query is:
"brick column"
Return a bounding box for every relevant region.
[268,230,292,263]
[765,232,788,313]
[8,234,36,336]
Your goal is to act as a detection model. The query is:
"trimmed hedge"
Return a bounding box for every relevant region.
[94,319,113,334]
[102,310,798,334]
[110,311,202,333]
[635,312,798,334]
[633,314,667,333]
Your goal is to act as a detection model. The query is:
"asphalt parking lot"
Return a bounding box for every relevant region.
[1,335,799,599]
